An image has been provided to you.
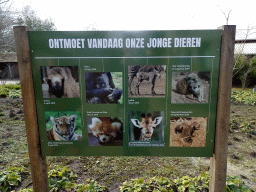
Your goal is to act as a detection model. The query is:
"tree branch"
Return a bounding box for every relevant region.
[0,0,10,5]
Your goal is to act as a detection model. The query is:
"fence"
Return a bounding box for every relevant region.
[235,28,256,56]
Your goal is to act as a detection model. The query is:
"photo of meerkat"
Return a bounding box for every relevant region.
[172,72,210,103]
[169,117,207,147]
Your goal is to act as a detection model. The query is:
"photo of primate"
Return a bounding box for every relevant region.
[85,72,122,104]
[87,117,123,146]
[172,72,210,103]
[128,65,166,97]
[41,66,80,98]
[169,117,207,147]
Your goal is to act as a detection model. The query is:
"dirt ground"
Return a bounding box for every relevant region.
[129,72,166,98]
[171,72,209,104]
[0,97,256,191]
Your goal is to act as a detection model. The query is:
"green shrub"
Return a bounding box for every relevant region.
[231,90,256,105]
[48,166,77,191]
[19,188,34,192]
[226,175,252,192]
[76,179,107,192]
[121,177,176,192]
[0,84,22,98]
[8,89,22,98]
[120,172,253,192]
[0,166,27,192]
[172,172,209,192]
[4,83,21,90]
[0,87,8,98]
[1,167,253,192]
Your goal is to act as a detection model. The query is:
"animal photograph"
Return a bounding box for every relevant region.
[45,111,82,141]
[128,65,166,97]
[129,111,164,142]
[171,71,210,103]
[85,72,123,104]
[169,117,207,147]
[87,117,123,146]
[41,66,80,98]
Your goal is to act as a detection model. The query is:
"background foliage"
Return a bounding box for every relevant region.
[233,55,256,89]
[231,89,256,105]
[16,5,56,31]
[0,83,22,98]
[0,1,56,53]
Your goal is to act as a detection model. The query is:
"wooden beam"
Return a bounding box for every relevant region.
[13,26,49,192]
[209,25,236,191]
[235,39,256,44]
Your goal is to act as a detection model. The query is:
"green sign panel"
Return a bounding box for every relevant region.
[28,30,222,157]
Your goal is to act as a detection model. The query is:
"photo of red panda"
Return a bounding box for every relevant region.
[87,117,123,146]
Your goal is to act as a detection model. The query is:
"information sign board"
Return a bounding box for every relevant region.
[28,30,222,156]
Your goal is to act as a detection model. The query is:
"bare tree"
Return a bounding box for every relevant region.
[6,63,13,79]
[1,3,56,53]
[84,23,98,31]
[17,5,56,31]
[0,0,10,4]
[0,0,16,52]
[233,26,256,76]
[218,6,232,25]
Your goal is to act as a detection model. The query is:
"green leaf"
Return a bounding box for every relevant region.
[137,177,144,184]
[182,180,190,187]
[69,171,77,178]
[0,185,9,192]
[178,185,186,192]
[62,181,76,190]
[156,177,170,186]
[0,175,7,183]
[188,184,197,192]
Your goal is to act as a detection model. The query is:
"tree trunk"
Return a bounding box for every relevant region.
[7,63,13,79]
[241,67,252,89]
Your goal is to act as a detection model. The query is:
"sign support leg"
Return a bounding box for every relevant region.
[209,25,236,191]
[13,26,49,192]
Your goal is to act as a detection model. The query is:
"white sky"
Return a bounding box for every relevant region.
[11,0,256,37]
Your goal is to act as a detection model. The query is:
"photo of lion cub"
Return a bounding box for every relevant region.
[41,66,80,98]
[46,113,82,141]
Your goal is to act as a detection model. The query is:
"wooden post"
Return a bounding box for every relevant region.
[209,25,236,191]
[13,26,49,192]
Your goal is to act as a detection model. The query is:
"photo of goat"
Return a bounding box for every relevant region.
[41,66,80,98]
[87,117,123,146]
[45,111,82,141]
[129,111,164,142]
[85,72,123,104]
[128,65,166,97]
[171,72,210,103]
[169,117,207,147]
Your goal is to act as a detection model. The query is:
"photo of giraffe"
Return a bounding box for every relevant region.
[129,111,165,146]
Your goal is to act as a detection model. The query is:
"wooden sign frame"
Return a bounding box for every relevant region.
[14,25,236,192]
